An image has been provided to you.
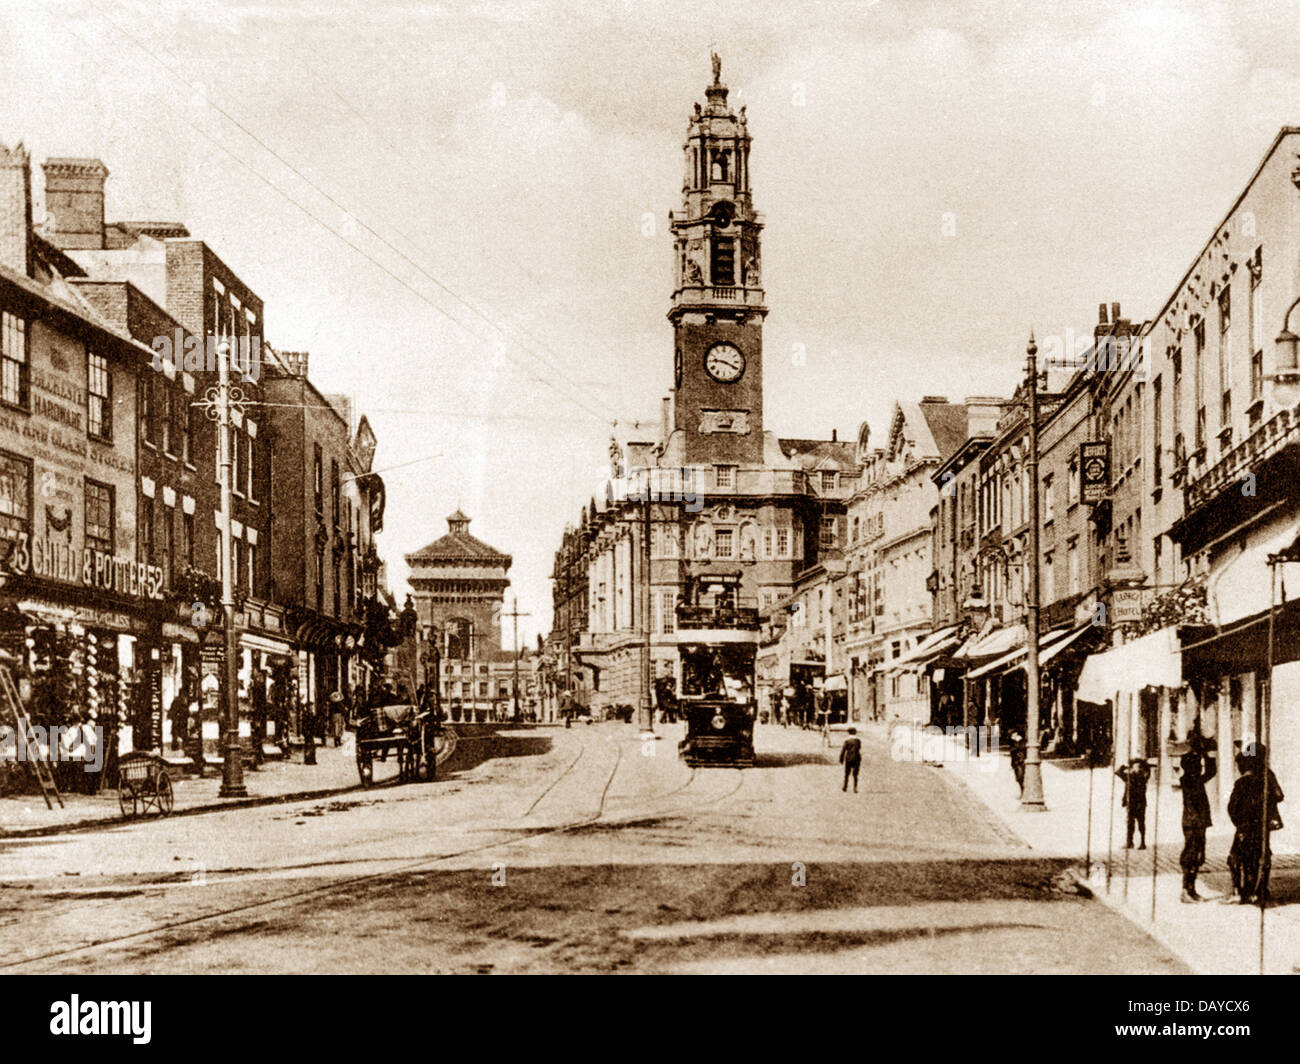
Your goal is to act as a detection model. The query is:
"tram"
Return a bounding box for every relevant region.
[675,572,758,767]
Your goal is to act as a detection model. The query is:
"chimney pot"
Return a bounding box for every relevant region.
[1098,303,1109,325]
[1111,302,1121,323]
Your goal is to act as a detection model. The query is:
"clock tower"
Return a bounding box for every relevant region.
[668,53,767,466]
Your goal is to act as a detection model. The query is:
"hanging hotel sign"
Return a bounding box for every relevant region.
[4,534,164,601]
[1079,441,1110,504]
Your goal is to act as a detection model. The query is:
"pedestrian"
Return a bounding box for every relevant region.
[1008,729,1026,794]
[167,684,189,752]
[1116,757,1151,849]
[302,699,317,765]
[1226,743,1285,905]
[250,669,268,767]
[329,690,346,747]
[840,726,862,792]
[1178,732,1217,903]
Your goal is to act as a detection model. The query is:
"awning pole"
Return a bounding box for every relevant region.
[1085,743,1095,874]
[1261,560,1278,975]
[1107,691,1117,894]
[1150,703,1161,924]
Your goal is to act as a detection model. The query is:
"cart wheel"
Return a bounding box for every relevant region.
[156,772,174,815]
[118,783,136,818]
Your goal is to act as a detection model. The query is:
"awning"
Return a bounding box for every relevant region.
[1207,517,1300,627]
[1075,625,1181,704]
[823,674,847,692]
[956,623,1026,663]
[965,625,1085,680]
[884,625,962,671]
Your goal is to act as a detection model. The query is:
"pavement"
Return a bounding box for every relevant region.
[2,735,372,836]
[926,723,1300,975]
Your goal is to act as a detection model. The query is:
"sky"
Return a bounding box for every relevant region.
[3,0,1300,646]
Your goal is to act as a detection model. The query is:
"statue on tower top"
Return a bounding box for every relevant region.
[711,50,721,86]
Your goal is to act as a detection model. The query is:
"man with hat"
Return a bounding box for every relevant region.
[1177,729,1217,903]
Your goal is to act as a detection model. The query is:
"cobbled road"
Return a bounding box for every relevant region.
[0,723,1188,974]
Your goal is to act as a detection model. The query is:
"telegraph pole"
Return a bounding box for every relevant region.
[1021,332,1046,809]
[504,599,530,721]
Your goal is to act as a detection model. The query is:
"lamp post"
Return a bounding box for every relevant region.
[200,341,248,798]
[1021,332,1046,809]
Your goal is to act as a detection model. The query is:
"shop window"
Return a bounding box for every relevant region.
[0,450,31,539]
[85,479,114,554]
[0,311,28,409]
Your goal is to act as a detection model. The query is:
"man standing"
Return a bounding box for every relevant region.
[840,727,862,793]
[250,669,268,767]
[1227,744,1285,904]
[1008,730,1026,795]
[1178,732,1217,903]
[1116,757,1151,849]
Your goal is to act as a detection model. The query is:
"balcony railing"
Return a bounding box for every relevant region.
[672,285,765,308]
[1185,404,1300,512]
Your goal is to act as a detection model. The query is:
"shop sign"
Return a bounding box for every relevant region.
[5,534,164,601]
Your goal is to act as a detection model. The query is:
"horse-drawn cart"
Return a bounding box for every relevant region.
[355,703,439,786]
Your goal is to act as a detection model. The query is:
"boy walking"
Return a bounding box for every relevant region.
[840,727,862,792]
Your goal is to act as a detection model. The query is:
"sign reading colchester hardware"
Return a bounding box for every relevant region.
[5,535,164,600]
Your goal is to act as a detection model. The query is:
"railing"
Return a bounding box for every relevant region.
[672,285,765,308]
[676,604,760,630]
[1185,404,1299,512]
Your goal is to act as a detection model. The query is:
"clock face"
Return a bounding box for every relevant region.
[705,343,745,383]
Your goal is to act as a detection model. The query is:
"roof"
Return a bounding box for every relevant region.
[778,438,858,470]
[917,401,970,462]
[406,531,511,564]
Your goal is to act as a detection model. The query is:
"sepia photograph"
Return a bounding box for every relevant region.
[0,0,1297,1026]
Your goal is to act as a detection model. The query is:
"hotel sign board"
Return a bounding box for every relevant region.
[1079,441,1110,504]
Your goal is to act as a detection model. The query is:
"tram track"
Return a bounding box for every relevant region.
[2,728,730,972]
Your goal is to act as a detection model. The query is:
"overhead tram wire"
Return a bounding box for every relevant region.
[81,0,618,424]
[46,3,614,428]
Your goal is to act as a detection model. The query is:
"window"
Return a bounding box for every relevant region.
[246,432,256,500]
[158,383,171,454]
[820,516,836,549]
[821,471,836,493]
[0,312,28,408]
[82,351,112,441]
[1042,551,1055,605]
[1194,319,1206,451]
[248,541,257,594]
[852,516,860,542]
[331,459,340,529]
[333,560,340,616]
[164,503,175,584]
[776,528,790,558]
[139,376,155,447]
[714,465,734,489]
[315,549,324,612]
[141,498,155,565]
[1042,474,1054,523]
[478,682,488,698]
[1068,539,1080,596]
[313,445,323,516]
[1251,350,1264,404]
[711,236,735,286]
[1152,375,1163,487]
[714,528,734,559]
[233,537,244,595]
[1250,255,1263,373]
[231,426,243,496]
[176,386,191,464]
[0,451,31,538]
[1068,461,1080,505]
[183,511,195,569]
[1171,349,1182,437]
[659,591,676,634]
[84,480,114,555]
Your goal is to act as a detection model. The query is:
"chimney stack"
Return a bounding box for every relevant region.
[281,350,310,378]
[0,142,33,276]
[41,157,108,250]
[831,428,837,442]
